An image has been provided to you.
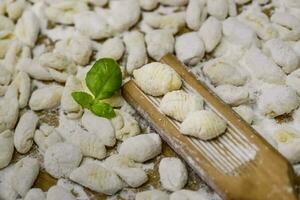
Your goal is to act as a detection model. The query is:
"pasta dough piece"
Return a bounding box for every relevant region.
[12,157,40,197]
[145,29,175,61]
[264,39,299,74]
[70,163,124,195]
[215,85,249,106]
[81,110,116,147]
[0,130,14,169]
[0,67,11,86]
[24,189,45,200]
[44,143,82,178]
[47,186,76,200]
[160,90,204,122]
[203,58,247,86]
[287,69,300,96]
[258,86,300,118]
[135,190,169,200]
[14,111,39,154]
[180,110,227,140]
[0,165,19,200]
[233,105,254,124]
[133,62,182,96]
[198,17,222,53]
[123,31,147,74]
[111,110,140,141]
[11,72,31,109]
[118,133,162,162]
[18,58,52,81]
[159,157,188,191]
[138,0,158,10]
[170,190,207,200]
[97,37,124,61]
[207,0,228,20]
[242,46,286,85]
[186,0,207,31]
[6,0,27,21]
[29,85,64,111]
[15,10,40,47]
[175,32,205,65]
[34,124,63,152]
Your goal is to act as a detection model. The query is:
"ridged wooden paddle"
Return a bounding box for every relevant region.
[122,54,298,200]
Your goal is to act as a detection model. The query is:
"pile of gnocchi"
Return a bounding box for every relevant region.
[1,0,300,199]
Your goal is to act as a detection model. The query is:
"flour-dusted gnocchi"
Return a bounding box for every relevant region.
[139,0,158,10]
[111,110,140,141]
[186,0,207,31]
[264,39,299,74]
[24,188,46,200]
[135,190,169,200]
[258,85,300,118]
[18,58,52,81]
[47,186,76,200]
[287,69,300,96]
[203,58,247,86]
[81,110,116,147]
[74,11,112,40]
[144,12,186,34]
[159,157,188,191]
[207,0,228,20]
[6,0,28,21]
[14,111,39,154]
[198,17,222,53]
[119,133,162,162]
[0,86,19,133]
[11,72,31,109]
[0,130,14,169]
[61,76,83,119]
[170,190,207,200]
[242,46,286,84]
[145,29,175,61]
[133,62,182,96]
[29,85,63,111]
[0,165,19,200]
[70,162,124,195]
[180,110,227,140]
[0,31,14,59]
[123,31,148,74]
[34,123,63,152]
[12,157,40,197]
[0,66,11,87]
[15,10,40,47]
[46,1,89,25]
[97,37,125,61]
[215,85,249,106]
[233,105,254,124]
[160,90,204,122]
[175,32,205,65]
[44,142,82,178]
[274,127,300,163]
[55,35,92,66]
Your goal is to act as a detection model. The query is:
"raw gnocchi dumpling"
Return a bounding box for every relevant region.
[203,58,247,86]
[14,111,39,154]
[198,17,222,53]
[0,130,14,169]
[170,190,207,200]
[18,58,52,81]
[242,46,286,85]
[214,85,249,106]
[70,162,124,195]
[159,157,188,191]
[133,62,182,96]
[258,86,300,118]
[207,0,228,20]
[175,32,205,65]
[186,0,207,31]
[81,110,116,147]
[118,133,162,162]
[11,157,40,197]
[11,72,31,109]
[233,105,254,124]
[47,186,76,200]
[135,190,169,200]
[274,127,300,164]
[145,29,175,61]
[44,142,82,178]
[111,110,140,141]
[287,69,300,96]
[29,85,64,111]
[139,0,158,10]
[264,39,299,74]
[123,31,148,74]
[0,165,19,200]
[24,188,46,200]
[97,37,125,61]
[180,110,227,140]
[160,90,204,122]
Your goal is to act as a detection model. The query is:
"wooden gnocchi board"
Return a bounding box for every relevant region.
[122,54,298,200]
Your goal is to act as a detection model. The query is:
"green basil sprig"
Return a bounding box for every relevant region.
[72,58,122,119]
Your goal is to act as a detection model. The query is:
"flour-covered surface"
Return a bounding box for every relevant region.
[1,0,300,199]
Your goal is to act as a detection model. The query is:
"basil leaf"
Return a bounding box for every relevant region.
[90,101,116,119]
[71,92,94,109]
[86,58,122,100]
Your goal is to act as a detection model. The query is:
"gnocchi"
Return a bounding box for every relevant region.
[0,130,14,169]
[233,105,254,124]
[287,69,300,96]
[97,37,125,61]
[34,124,63,152]
[214,85,249,106]
[47,186,76,200]
[186,0,207,31]
[135,190,169,200]
[170,190,207,200]
[24,188,46,200]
